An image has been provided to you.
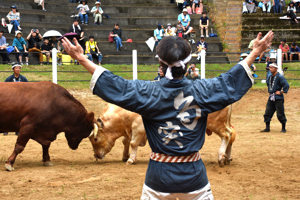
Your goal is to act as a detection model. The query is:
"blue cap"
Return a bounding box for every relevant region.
[11,5,17,9]
[158,23,161,26]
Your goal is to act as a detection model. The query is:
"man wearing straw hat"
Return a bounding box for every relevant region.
[61,31,274,199]
[261,63,289,133]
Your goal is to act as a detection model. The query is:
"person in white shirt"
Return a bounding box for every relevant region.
[91,1,103,25]
[77,0,90,25]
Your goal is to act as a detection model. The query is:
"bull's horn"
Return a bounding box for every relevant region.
[93,123,98,138]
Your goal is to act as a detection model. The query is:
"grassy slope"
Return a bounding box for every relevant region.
[0,62,299,89]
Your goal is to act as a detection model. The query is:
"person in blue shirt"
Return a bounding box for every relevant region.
[289,42,300,61]
[12,31,29,65]
[261,63,289,133]
[177,8,194,36]
[61,31,274,200]
[0,29,12,64]
[154,24,164,47]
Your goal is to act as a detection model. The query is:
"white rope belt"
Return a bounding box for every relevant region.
[150,152,201,163]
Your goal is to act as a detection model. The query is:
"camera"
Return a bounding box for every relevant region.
[33,29,37,32]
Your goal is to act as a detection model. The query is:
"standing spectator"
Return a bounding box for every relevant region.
[286,2,298,24]
[0,29,12,64]
[175,21,184,37]
[279,39,289,61]
[261,63,289,133]
[85,35,103,65]
[77,0,90,25]
[6,5,22,32]
[273,0,282,13]
[262,0,272,13]
[41,38,52,65]
[154,24,164,46]
[196,35,207,61]
[91,1,103,25]
[13,31,28,65]
[177,8,193,36]
[245,0,257,13]
[185,63,201,80]
[289,42,300,61]
[199,11,209,37]
[36,0,46,11]
[27,29,43,65]
[110,23,123,51]
[69,19,85,49]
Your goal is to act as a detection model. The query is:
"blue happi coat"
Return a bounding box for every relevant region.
[266,73,289,100]
[90,61,253,193]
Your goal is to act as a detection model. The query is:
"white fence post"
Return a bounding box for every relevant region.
[200,49,206,79]
[52,48,57,84]
[132,50,137,80]
[277,48,283,74]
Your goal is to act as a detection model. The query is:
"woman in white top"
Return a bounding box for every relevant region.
[77,0,90,25]
[287,2,298,24]
[6,5,21,31]
[91,1,103,25]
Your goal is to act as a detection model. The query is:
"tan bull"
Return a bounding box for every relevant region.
[90,104,235,166]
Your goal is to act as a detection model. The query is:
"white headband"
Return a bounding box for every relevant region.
[156,54,192,80]
[269,64,278,69]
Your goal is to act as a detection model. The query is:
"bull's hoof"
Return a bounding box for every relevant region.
[126,158,136,165]
[122,157,129,162]
[5,164,14,171]
[218,159,225,167]
[225,158,232,165]
[43,161,54,167]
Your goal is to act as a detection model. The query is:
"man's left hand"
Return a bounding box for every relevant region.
[275,91,282,95]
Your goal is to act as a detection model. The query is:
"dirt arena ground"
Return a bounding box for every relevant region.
[0,88,299,200]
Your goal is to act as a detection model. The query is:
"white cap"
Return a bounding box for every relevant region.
[241,53,248,57]
[182,8,188,13]
[269,63,278,69]
[200,35,205,38]
[270,54,276,59]
[12,63,22,69]
[95,1,100,4]
[15,30,22,37]
[167,23,171,26]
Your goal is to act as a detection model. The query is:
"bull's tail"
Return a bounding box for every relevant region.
[225,105,236,145]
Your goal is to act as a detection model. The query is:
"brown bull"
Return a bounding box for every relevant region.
[90,104,235,166]
[0,82,99,171]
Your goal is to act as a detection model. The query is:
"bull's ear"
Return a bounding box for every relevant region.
[97,117,104,127]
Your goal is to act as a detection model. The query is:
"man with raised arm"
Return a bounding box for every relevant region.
[62,31,273,200]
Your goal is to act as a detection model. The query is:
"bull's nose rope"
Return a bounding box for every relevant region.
[150,152,201,163]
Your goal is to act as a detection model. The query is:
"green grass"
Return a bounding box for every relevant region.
[1,62,300,90]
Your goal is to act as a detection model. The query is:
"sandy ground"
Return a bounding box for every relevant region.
[0,88,299,200]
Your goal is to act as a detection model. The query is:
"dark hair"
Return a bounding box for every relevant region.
[202,11,207,14]
[291,42,296,46]
[156,36,191,79]
[89,35,94,39]
[73,19,79,22]
[0,29,4,33]
[281,39,286,43]
[114,23,119,26]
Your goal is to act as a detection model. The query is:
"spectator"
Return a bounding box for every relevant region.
[177,8,193,36]
[245,0,257,13]
[36,0,46,11]
[111,23,123,51]
[85,35,103,65]
[77,0,90,25]
[50,36,59,49]
[154,66,165,81]
[279,39,289,61]
[241,53,257,71]
[27,29,43,65]
[258,48,270,63]
[164,23,176,36]
[262,0,272,13]
[91,1,103,25]
[13,31,28,65]
[41,38,52,64]
[248,39,255,51]
[69,19,85,49]
[289,42,300,61]
[175,21,184,37]
[185,0,193,14]
[273,0,282,13]
[6,5,22,32]
[154,24,164,46]
[199,11,209,37]
[0,29,12,64]
[185,63,201,80]
[196,35,207,61]
[286,2,298,24]
[192,0,200,14]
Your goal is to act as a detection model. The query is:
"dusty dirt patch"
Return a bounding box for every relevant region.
[0,88,299,200]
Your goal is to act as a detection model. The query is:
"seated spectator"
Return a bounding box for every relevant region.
[85,35,103,65]
[273,0,282,13]
[185,0,193,14]
[185,63,201,80]
[289,42,300,61]
[41,38,52,64]
[13,31,28,65]
[0,29,12,64]
[241,53,257,71]
[6,5,22,32]
[279,39,289,61]
[69,19,85,49]
[110,23,123,51]
[245,0,257,13]
[286,2,298,24]
[262,0,272,13]
[177,8,193,36]
[77,0,90,25]
[154,24,164,46]
[164,23,176,36]
[199,11,209,37]
[50,36,59,49]
[27,29,43,65]
[91,1,103,25]
[248,38,255,51]
[35,0,46,11]
[196,35,207,61]
[175,21,184,37]
[258,48,270,63]
[192,0,201,14]
[154,66,165,81]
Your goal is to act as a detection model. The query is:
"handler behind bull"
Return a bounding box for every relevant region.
[261,63,289,133]
[62,31,273,200]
